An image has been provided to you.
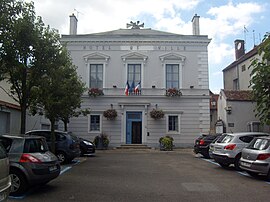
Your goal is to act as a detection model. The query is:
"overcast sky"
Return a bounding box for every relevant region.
[27,0,269,93]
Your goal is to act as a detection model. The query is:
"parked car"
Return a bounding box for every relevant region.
[79,138,95,156]
[211,132,269,170]
[193,134,221,158]
[0,135,60,196]
[0,142,11,201]
[26,130,80,164]
[240,136,270,180]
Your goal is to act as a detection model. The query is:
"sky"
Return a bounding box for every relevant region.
[27,0,270,93]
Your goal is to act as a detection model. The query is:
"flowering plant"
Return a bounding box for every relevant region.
[103,109,117,120]
[150,109,164,120]
[165,88,182,97]
[88,88,104,97]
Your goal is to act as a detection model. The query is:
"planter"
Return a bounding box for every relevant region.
[88,88,104,97]
[103,109,117,120]
[94,134,109,149]
[150,109,164,120]
[165,88,182,97]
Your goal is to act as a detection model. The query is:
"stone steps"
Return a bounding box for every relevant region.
[115,144,152,150]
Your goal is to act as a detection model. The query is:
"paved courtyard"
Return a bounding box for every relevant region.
[8,149,270,202]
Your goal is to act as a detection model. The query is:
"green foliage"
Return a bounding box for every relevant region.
[250,33,270,125]
[159,136,174,151]
[94,133,109,149]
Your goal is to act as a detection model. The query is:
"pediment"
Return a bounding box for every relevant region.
[159,52,186,62]
[121,52,148,61]
[83,52,110,62]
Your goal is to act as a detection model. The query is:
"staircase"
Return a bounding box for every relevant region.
[115,144,152,150]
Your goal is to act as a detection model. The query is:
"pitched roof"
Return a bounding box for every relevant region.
[222,46,258,72]
[222,90,253,101]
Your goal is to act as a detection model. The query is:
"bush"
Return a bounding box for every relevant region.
[94,133,109,149]
[159,136,174,151]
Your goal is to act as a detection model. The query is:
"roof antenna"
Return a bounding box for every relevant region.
[74,8,84,19]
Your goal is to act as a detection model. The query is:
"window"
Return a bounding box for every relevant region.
[241,65,246,72]
[24,139,48,153]
[90,64,103,88]
[128,64,141,85]
[168,115,179,132]
[90,115,101,132]
[166,64,179,88]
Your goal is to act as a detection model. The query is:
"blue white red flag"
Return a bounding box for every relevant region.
[130,81,135,93]
[134,81,141,93]
[125,81,130,96]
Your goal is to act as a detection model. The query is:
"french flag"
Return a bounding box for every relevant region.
[134,81,141,93]
[125,81,130,96]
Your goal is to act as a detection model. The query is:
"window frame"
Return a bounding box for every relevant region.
[127,64,141,86]
[89,64,104,88]
[166,64,180,89]
[89,114,102,133]
[166,114,181,135]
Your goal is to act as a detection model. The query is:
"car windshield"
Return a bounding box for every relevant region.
[24,139,49,153]
[220,135,233,143]
[248,138,270,150]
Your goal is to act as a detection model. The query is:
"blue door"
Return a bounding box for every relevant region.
[126,112,142,144]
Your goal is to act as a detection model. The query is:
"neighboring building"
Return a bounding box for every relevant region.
[0,80,21,134]
[223,40,261,90]
[219,40,269,133]
[61,14,211,147]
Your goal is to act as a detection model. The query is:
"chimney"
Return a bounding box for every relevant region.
[192,14,200,35]
[69,13,78,35]
[234,39,245,60]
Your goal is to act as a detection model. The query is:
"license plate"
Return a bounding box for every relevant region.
[49,165,58,172]
[241,162,251,167]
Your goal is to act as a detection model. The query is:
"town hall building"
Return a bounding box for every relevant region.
[61,14,211,147]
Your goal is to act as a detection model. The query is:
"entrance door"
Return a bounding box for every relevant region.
[126,112,142,144]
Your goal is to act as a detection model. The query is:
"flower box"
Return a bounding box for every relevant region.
[88,88,104,97]
[165,88,182,97]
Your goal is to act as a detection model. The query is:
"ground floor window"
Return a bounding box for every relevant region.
[90,115,101,132]
[166,115,180,134]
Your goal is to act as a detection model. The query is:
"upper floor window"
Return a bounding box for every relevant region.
[241,65,246,72]
[128,64,141,86]
[90,64,103,88]
[166,64,179,89]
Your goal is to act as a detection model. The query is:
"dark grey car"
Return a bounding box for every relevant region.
[0,142,11,201]
[0,135,60,196]
[26,130,81,164]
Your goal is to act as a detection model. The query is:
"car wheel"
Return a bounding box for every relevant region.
[218,162,230,168]
[56,152,67,164]
[266,170,270,181]
[234,155,242,171]
[10,169,28,196]
[202,148,210,159]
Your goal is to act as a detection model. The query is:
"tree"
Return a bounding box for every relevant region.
[30,47,86,153]
[0,0,44,134]
[250,32,270,125]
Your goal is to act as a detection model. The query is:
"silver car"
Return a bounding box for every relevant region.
[0,142,11,201]
[0,135,60,196]
[211,132,269,170]
[240,136,270,180]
